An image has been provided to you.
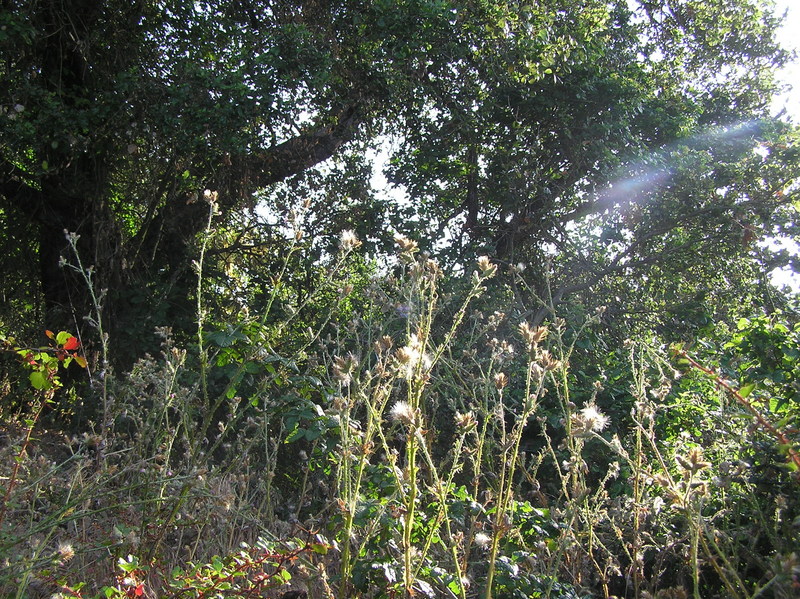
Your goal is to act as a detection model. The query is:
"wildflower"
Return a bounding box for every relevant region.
[57,542,75,564]
[493,372,509,390]
[339,229,361,251]
[390,401,417,425]
[579,403,609,432]
[519,322,548,346]
[393,233,418,253]
[476,255,497,277]
[570,402,609,437]
[473,532,492,550]
[394,334,432,380]
[203,189,218,204]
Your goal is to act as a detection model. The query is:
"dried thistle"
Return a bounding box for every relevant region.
[476,255,497,277]
[393,233,419,253]
[519,322,548,347]
[455,411,477,430]
[333,353,358,386]
[494,372,509,390]
[537,349,561,371]
[570,402,610,437]
[339,229,362,251]
[374,335,393,354]
[683,446,711,472]
[390,401,418,426]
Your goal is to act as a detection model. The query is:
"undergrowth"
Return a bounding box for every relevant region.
[0,202,798,599]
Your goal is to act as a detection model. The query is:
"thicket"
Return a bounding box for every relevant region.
[0,209,798,598]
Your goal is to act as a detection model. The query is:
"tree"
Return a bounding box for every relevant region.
[0,0,797,371]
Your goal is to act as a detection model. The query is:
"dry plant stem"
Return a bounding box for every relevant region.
[401,274,436,595]
[629,345,646,596]
[338,370,393,599]
[484,359,540,599]
[64,232,110,459]
[0,391,51,526]
[698,520,747,599]
[677,350,800,475]
[195,199,216,408]
[412,426,469,599]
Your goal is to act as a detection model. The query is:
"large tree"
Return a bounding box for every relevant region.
[0,0,797,366]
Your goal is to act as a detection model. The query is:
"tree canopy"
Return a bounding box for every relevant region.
[1,0,798,360]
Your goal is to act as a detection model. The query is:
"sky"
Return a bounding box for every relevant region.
[773,0,800,119]
[768,0,800,292]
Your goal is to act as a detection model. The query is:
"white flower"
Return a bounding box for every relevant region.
[579,403,609,433]
[57,542,75,563]
[339,229,361,251]
[394,333,432,380]
[390,401,417,425]
[473,532,492,550]
[476,255,497,277]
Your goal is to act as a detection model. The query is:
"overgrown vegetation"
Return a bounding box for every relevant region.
[1,223,798,598]
[2,0,800,597]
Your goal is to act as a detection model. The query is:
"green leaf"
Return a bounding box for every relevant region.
[29,370,49,390]
[285,426,304,443]
[211,556,224,574]
[739,382,755,398]
[118,555,139,573]
[310,543,328,555]
[276,568,291,582]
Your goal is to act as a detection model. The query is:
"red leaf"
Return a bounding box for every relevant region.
[134,584,144,597]
[63,336,80,351]
[45,330,55,339]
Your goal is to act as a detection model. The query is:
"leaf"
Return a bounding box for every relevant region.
[285,427,304,443]
[63,336,80,351]
[118,555,139,573]
[211,556,224,574]
[739,382,756,398]
[74,355,88,369]
[30,370,49,390]
[45,330,55,339]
